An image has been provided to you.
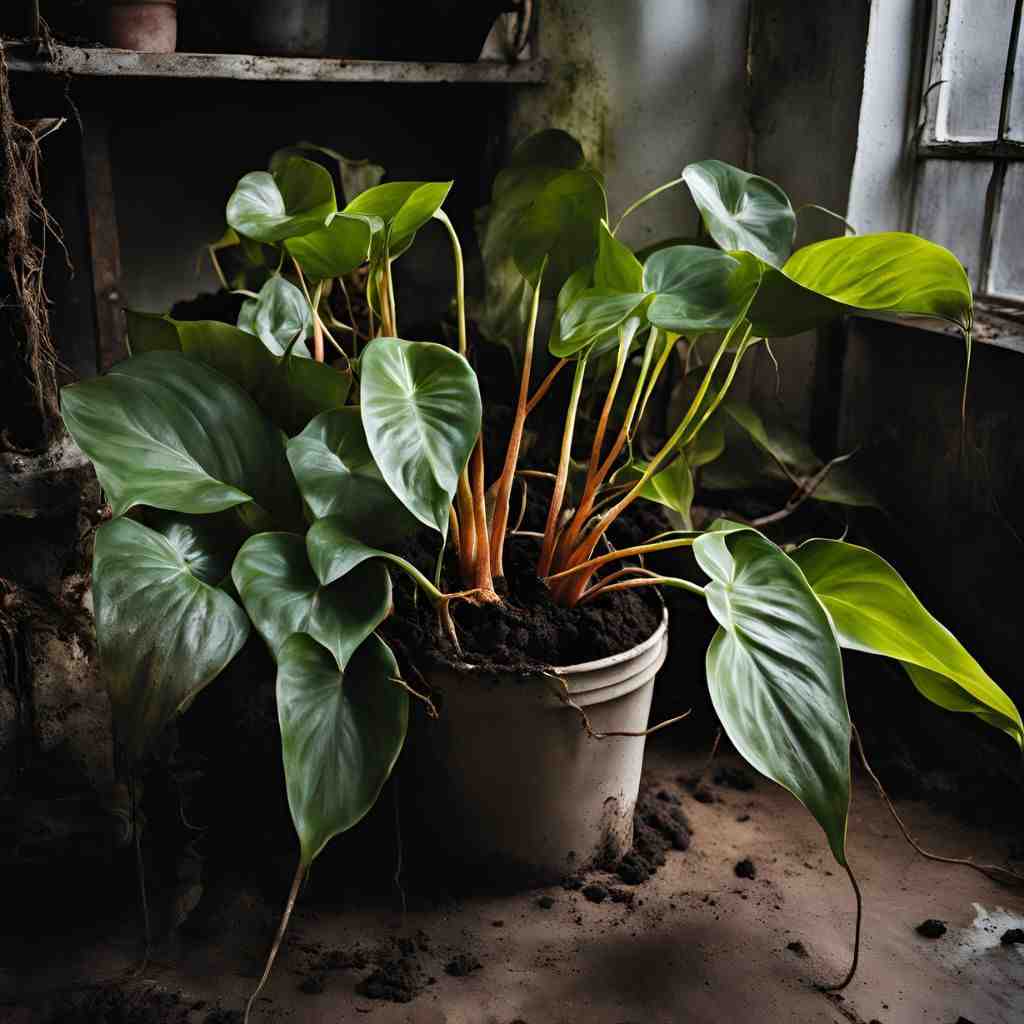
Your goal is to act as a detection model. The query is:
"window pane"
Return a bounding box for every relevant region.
[937,0,1014,142]
[913,159,993,288]
[989,163,1024,301]
[1008,24,1024,141]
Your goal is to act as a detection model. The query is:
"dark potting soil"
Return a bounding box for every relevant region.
[383,533,662,676]
[41,986,242,1024]
[916,918,948,938]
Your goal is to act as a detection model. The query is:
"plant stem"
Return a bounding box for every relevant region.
[631,329,677,439]
[470,437,495,594]
[525,358,568,415]
[546,533,699,585]
[537,351,589,577]
[611,177,684,235]
[311,281,324,362]
[433,210,467,356]
[821,862,862,992]
[244,859,305,1024]
[490,275,543,577]
[579,575,705,603]
[385,256,398,336]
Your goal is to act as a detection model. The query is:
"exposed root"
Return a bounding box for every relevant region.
[853,726,1024,887]
[820,862,862,991]
[436,587,502,653]
[388,675,438,719]
[244,859,306,1024]
[549,673,691,739]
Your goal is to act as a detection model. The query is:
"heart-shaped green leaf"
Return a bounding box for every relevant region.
[61,351,297,523]
[128,316,350,435]
[232,532,391,671]
[621,455,695,528]
[240,276,313,358]
[144,509,244,586]
[554,290,649,357]
[305,517,419,589]
[284,213,376,281]
[749,232,973,337]
[643,246,762,334]
[792,539,1023,747]
[278,632,408,866]
[359,337,481,537]
[682,159,796,267]
[594,220,644,292]
[125,309,180,355]
[269,143,386,205]
[511,168,608,288]
[696,526,850,863]
[227,157,336,243]
[286,409,417,546]
[93,517,250,760]
[343,181,452,251]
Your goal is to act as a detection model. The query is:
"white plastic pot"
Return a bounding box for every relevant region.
[407,608,669,882]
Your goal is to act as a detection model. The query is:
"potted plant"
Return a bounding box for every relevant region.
[60,131,1022,1016]
[103,0,178,52]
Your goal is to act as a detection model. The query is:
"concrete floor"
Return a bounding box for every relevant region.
[5,744,1024,1023]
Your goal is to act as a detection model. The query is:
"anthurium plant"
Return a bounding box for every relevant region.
[60,130,1021,1012]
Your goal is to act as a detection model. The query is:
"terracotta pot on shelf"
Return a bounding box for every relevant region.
[104,0,178,53]
[403,609,669,882]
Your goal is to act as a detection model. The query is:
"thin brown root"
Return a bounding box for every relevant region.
[244,859,305,1024]
[549,673,691,738]
[695,728,723,789]
[389,676,438,719]
[821,862,862,991]
[853,726,1024,887]
[436,586,502,654]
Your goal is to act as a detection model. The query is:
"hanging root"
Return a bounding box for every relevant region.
[549,673,691,739]
[0,41,69,442]
[436,587,502,654]
[388,676,438,719]
[244,859,306,1024]
[821,862,863,992]
[853,726,1024,887]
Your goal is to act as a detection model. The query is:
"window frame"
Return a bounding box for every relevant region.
[912,0,1024,316]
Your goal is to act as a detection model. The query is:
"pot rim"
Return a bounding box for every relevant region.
[554,605,668,677]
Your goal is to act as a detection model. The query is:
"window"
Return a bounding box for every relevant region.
[914,0,1024,314]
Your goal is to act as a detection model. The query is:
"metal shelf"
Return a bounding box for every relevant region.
[6,44,549,85]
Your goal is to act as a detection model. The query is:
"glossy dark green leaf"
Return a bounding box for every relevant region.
[155,318,350,436]
[125,309,180,355]
[284,213,376,281]
[269,142,386,204]
[232,531,391,670]
[286,409,417,546]
[792,539,1023,747]
[61,351,296,522]
[511,168,607,288]
[749,232,973,337]
[359,337,481,536]
[277,632,407,865]
[643,246,762,334]
[305,518,395,586]
[682,159,796,267]
[93,517,250,760]
[144,509,243,586]
[244,276,313,358]
[594,220,643,292]
[344,181,452,251]
[227,157,336,243]
[696,526,850,863]
[554,290,649,357]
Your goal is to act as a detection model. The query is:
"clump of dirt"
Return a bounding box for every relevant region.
[916,918,947,938]
[714,765,756,791]
[582,882,608,903]
[609,785,692,886]
[786,940,809,958]
[384,534,661,676]
[445,952,482,977]
[356,956,427,1003]
[1001,928,1024,945]
[734,858,757,880]
[536,894,556,909]
[41,986,241,1023]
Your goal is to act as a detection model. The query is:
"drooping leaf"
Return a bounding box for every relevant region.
[227,157,337,243]
[621,455,695,528]
[93,518,250,760]
[304,517,429,590]
[242,276,313,358]
[61,351,297,523]
[232,531,391,670]
[284,213,376,281]
[553,290,649,357]
[286,409,417,546]
[792,539,1023,747]
[594,220,644,292]
[359,337,481,536]
[696,526,851,863]
[277,632,408,865]
[643,246,762,334]
[682,159,796,267]
[546,262,595,356]
[269,142,386,204]
[343,181,452,251]
[749,232,973,337]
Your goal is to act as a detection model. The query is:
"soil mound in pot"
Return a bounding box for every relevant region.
[384,534,662,677]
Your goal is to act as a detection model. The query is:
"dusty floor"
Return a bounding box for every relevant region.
[4,744,1024,1023]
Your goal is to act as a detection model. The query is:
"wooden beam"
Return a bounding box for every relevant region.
[79,109,126,373]
[6,45,549,85]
